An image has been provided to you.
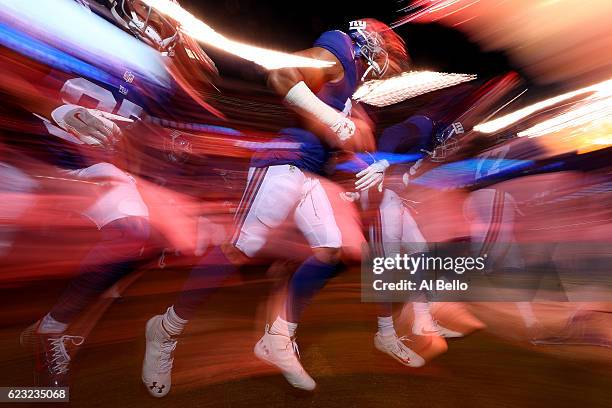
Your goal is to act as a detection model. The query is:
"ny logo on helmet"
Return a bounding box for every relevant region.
[349,20,367,30]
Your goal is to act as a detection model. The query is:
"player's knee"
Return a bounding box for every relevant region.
[120,216,150,242]
[102,216,150,256]
[312,247,341,265]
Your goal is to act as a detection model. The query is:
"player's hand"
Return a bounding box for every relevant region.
[60,107,124,148]
[340,116,375,152]
[330,116,356,141]
[355,159,389,191]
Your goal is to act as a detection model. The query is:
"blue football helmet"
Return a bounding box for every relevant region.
[106,0,180,52]
[348,20,389,80]
[429,121,464,162]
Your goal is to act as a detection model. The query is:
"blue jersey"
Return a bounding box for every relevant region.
[0,6,211,170]
[378,115,435,155]
[251,30,359,174]
[36,69,166,169]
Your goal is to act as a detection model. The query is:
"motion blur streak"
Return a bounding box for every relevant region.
[0,0,611,404]
[142,0,335,69]
[353,71,477,106]
[474,79,612,139]
[396,0,612,84]
[0,0,171,88]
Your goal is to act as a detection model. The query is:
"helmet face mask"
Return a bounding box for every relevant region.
[349,20,389,81]
[109,0,179,53]
[429,122,464,162]
[430,137,459,162]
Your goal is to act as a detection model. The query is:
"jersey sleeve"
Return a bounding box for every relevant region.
[378,116,435,154]
[313,30,355,74]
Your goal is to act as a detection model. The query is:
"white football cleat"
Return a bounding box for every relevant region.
[142,315,177,398]
[412,316,464,338]
[374,332,425,367]
[254,325,316,391]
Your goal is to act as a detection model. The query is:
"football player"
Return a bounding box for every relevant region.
[349,75,524,364]
[142,19,409,395]
[352,115,467,367]
[3,0,217,387]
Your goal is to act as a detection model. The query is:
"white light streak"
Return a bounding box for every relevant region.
[142,0,334,70]
[0,0,171,88]
[474,79,612,135]
[353,71,477,107]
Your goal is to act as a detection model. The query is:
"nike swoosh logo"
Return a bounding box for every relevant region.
[399,357,411,364]
[73,112,89,126]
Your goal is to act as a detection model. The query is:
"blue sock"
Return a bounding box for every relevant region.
[286,256,340,323]
[173,246,237,321]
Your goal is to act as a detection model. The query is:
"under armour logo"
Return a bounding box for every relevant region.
[150,382,165,393]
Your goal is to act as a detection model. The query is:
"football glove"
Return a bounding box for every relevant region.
[355,159,389,191]
[52,104,128,148]
[330,116,356,141]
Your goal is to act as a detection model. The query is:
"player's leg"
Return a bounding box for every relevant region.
[36,163,150,332]
[167,165,304,324]
[464,188,540,334]
[144,165,305,396]
[395,198,465,339]
[26,163,150,386]
[254,176,341,391]
[371,188,426,367]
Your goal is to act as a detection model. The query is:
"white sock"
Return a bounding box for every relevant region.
[413,302,432,319]
[270,316,297,337]
[516,302,538,328]
[38,313,68,334]
[377,316,397,337]
[162,306,188,336]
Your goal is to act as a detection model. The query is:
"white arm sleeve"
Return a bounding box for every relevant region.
[284,81,355,140]
[284,81,343,127]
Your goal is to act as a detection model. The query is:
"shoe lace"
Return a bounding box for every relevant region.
[158,338,177,373]
[289,337,300,359]
[391,336,413,360]
[265,325,301,360]
[48,335,84,375]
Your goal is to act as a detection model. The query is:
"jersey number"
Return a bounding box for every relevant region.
[41,78,145,143]
[60,77,144,119]
[476,145,510,179]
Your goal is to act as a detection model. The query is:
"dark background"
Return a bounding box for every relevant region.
[179,0,516,80]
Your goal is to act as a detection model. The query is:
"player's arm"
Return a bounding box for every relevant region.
[0,55,124,148]
[267,47,343,95]
[267,47,357,144]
